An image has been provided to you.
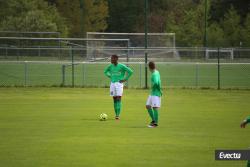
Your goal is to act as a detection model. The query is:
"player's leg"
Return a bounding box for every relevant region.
[113,96,118,117]
[146,96,155,126]
[114,82,123,119]
[112,96,121,119]
[116,96,122,119]
[146,105,154,123]
[110,83,118,117]
[152,107,159,126]
[152,96,161,127]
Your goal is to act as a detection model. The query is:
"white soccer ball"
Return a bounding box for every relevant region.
[99,113,108,121]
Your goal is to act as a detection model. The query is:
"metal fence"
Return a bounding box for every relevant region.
[0,46,249,89]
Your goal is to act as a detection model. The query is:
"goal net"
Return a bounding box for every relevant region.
[86,38,130,61]
[205,48,234,60]
[87,32,179,62]
[0,37,129,61]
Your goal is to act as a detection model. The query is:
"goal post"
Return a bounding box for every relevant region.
[205,48,234,60]
[86,32,179,61]
[85,38,130,61]
[87,32,176,47]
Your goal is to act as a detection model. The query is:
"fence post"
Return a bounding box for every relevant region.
[5,47,8,59]
[126,41,130,88]
[145,53,148,89]
[82,63,85,87]
[139,63,142,88]
[217,48,221,90]
[144,0,148,89]
[195,62,198,88]
[127,40,130,62]
[59,37,62,59]
[62,65,65,86]
[24,61,27,86]
[17,48,19,61]
[70,46,74,87]
[38,46,41,57]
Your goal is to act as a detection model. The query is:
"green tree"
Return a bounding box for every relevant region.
[0,0,68,36]
[210,0,250,23]
[56,0,108,37]
[56,0,81,37]
[134,0,197,33]
[242,13,250,47]
[166,1,205,46]
[221,6,243,47]
[207,23,225,47]
[85,0,108,33]
[107,0,144,32]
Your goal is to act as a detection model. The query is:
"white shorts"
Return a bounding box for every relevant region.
[146,95,161,108]
[110,82,124,96]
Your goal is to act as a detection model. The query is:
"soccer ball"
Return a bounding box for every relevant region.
[99,113,108,121]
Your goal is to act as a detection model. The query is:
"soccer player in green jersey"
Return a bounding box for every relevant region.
[240,116,250,167]
[104,55,133,120]
[240,116,250,128]
[146,61,162,128]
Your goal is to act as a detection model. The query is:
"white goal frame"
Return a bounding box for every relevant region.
[205,48,234,60]
[86,32,179,60]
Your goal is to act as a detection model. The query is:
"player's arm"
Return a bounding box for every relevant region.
[104,65,111,78]
[120,65,133,83]
[240,116,250,128]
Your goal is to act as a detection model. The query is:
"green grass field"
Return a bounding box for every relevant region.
[0,62,250,88]
[0,88,250,167]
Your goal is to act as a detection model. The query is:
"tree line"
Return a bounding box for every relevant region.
[0,0,249,47]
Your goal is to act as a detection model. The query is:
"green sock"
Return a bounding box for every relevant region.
[147,108,154,122]
[153,108,159,124]
[117,100,122,116]
[113,100,118,116]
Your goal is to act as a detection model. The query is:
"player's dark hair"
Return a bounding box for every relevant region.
[148,61,156,69]
[111,54,118,59]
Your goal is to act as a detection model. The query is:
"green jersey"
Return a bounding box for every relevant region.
[247,116,250,123]
[104,63,133,83]
[150,70,162,97]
